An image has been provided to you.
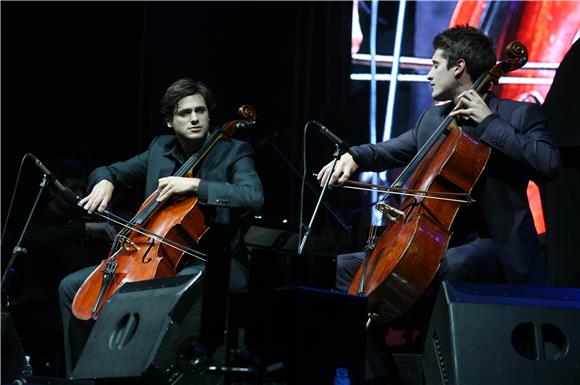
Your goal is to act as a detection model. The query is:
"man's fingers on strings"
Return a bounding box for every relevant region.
[97,203,107,213]
[85,201,96,215]
[157,186,173,202]
[449,108,466,118]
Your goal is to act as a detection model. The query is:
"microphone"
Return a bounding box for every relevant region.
[28,154,80,205]
[311,121,355,157]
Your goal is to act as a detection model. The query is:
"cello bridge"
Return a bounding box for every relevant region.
[117,235,141,252]
[375,203,405,223]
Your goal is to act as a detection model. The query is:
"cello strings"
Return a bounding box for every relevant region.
[341,185,472,203]
[92,210,207,262]
[343,180,472,197]
[312,173,470,198]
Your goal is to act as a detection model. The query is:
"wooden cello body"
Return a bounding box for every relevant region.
[348,122,490,322]
[72,194,210,320]
[348,42,529,324]
[72,105,256,320]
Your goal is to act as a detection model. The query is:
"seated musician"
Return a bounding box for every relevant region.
[317,25,560,384]
[58,78,264,377]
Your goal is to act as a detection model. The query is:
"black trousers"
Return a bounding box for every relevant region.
[335,252,400,385]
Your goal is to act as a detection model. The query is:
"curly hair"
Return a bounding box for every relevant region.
[160,78,216,122]
[433,25,497,83]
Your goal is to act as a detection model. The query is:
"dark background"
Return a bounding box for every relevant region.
[2,1,367,251]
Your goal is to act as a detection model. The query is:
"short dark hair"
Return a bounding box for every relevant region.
[160,78,216,122]
[433,25,496,83]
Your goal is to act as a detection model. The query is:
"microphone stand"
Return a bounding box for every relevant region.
[269,140,351,232]
[1,174,50,293]
[298,144,343,255]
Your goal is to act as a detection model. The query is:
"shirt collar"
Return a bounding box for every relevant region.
[162,137,188,165]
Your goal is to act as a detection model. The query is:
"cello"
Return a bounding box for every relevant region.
[72,105,257,320]
[347,42,529,324]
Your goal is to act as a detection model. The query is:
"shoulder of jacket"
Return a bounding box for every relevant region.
[495,97,544,116]
[218,138,256,158]
[216,137,251,149]
[148,135,177,148]
[426,101,451,113]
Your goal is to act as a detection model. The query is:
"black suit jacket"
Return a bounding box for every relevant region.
[351,94,560,284]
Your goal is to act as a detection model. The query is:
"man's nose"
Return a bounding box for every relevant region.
[190,113,199,122]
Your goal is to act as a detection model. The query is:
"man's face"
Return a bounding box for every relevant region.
[167,93,210,142]
[427,48,459,102]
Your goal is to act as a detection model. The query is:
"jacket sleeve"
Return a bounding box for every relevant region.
[350,110,425,171]
[197,141,264,211]
[477,102,561,181]
[87,147,151,191]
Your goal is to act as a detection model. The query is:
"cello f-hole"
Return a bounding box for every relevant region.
[141,240,155,264]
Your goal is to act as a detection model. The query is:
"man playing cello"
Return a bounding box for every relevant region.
[58,78,264,377]
[317,25,560,384]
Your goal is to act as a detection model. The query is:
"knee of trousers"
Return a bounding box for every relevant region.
[58,269,89,306]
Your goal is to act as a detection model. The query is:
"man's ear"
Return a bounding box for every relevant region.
[454,58,466,78]
[166,120,173,128]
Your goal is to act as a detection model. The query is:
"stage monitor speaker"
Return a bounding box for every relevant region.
[422,281,580,385]
[71,272,218,385]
